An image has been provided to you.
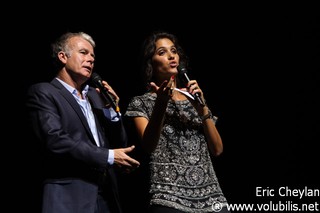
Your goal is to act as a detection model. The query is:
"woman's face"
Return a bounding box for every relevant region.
[152,38,179,81]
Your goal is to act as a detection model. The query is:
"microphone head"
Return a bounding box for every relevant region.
[90,72,112,106]
[91,72,102,82]
[91,72,105,87]
[177,62,187,74]
[177,62,190,85]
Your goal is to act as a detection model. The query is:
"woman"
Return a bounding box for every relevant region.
[125,31,229,213]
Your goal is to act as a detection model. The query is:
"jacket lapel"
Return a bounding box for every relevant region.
[50,79,96,144]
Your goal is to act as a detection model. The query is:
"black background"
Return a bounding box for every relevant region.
[7,5,319,212]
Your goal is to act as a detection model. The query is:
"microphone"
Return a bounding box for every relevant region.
[91,72,119,112]
[177,63,205,106]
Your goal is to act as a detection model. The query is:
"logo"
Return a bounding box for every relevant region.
[212,201,223,212]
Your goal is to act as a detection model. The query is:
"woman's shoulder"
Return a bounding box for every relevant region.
[126,92,156,110]
[130,92,156,102]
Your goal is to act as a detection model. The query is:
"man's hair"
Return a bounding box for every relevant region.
[50,32,95,71]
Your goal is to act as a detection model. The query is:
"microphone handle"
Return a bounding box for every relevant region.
[97,80,120,112]
[194,92,205,106]
[182,73,205,106]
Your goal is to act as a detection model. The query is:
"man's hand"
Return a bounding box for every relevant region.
[113,145,140,173]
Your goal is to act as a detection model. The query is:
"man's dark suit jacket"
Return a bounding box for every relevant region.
[26,78,127,213]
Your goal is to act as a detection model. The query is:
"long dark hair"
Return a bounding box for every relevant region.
[140,31,189,89]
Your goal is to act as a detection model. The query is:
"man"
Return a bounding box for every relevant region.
[26,32,139,213]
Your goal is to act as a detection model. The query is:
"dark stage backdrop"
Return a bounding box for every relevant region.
[13,9,319,212]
